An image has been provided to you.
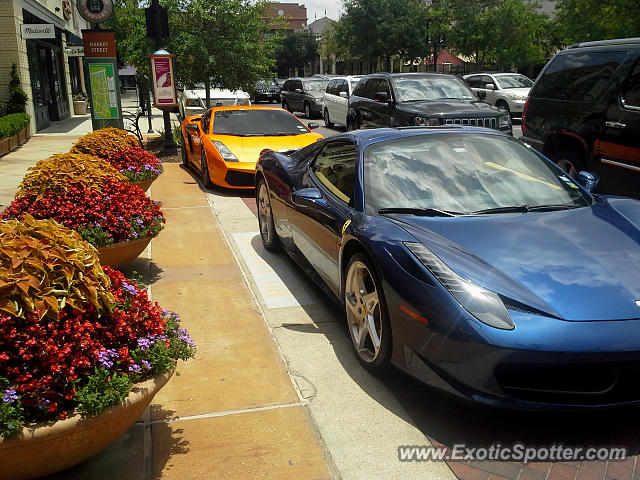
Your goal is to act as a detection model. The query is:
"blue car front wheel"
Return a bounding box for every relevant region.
[344,253,392,373]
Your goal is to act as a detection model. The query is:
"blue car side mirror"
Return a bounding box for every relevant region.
[576,171,600,193]
[291,188,335,219]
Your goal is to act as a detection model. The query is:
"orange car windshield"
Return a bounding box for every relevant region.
[212,110,310,137]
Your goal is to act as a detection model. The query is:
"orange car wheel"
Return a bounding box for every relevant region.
[200,149,214,188]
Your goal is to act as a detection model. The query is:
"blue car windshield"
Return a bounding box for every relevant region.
[363,133,590,214]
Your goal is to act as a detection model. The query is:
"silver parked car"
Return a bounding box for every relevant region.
[322,76,362,128]
[463,73,533,118]
[280,77,329,119]
[177,83,251,118]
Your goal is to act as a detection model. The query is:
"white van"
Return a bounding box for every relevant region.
[322,76,362,128]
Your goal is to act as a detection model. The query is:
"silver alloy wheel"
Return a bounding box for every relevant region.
[345,260,382,363]
[257,182,272,245]
[556,158,578,177]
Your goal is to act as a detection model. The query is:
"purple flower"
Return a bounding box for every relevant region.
[131,231,138,238]
[3,389,18,404]
[137,338,151,351]
[97,349,118,369]
[37,399,51,410]
[122,281,138,297]
[177,328,196,347]
[136,219,144,226]
[128,364,142,373]
[141,360,151,370]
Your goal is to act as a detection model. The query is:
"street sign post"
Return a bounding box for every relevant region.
[82,30,123,130]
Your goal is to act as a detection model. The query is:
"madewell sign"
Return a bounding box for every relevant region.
[20,24,55,39]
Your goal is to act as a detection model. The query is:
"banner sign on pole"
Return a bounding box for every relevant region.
[150,51,178,109]
[82,30,123,130]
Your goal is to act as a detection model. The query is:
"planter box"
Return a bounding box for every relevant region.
[97,236,153,268]
[7,134,18,152]
[17,128,25,145]
[73,100,87,115]
[0,371,173,480]
[0,137,8,156]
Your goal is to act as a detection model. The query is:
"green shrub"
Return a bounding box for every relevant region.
[5,64,28,114]
[0,113,30,139]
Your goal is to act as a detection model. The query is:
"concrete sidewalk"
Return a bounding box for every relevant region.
[1,132,336,478]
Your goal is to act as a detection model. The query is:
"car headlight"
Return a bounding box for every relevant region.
[185,98,201,107]
[498,114,511,128]
[212,141,239,162]
[403,242,514,330]
[414,117,440,126]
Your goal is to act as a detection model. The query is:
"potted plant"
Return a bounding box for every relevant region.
[107,146,164,191]
[72,93,88,115]
[2,178,165,268]
[0,216,195,480]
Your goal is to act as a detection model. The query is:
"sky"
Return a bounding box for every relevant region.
[302,0,342,21]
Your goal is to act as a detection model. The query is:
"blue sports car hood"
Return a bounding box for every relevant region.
[391,197,640,321]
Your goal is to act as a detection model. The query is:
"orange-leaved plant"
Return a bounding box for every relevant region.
[16,153,127,199]
[0,215,113,321]
[70,127,139,159]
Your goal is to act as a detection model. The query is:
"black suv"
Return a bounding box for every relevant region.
[346,73,512,134]
[521,38,640,195]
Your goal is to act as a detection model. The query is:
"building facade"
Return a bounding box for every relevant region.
[0,0,89,133]
[266,2,307,31]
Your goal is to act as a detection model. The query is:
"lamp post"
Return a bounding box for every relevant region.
[147,0,177,153]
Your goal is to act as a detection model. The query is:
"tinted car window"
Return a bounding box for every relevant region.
[327,79,338,95]
[363,134,589,214]
[352,80,366,97]
[201,109,212,133]
[465,76,483,88]
[337,79,348,94]
[212,109,310,136]
[312,141,357,204]
[303,79,329,92]
[482,75,496,88]
[531,51,627,102]
[283,80,291,91]
[623,60,640,108]
[364,79,382,99]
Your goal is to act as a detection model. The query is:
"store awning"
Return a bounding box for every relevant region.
[65,30,83,46]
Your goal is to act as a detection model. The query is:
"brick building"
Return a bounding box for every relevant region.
[265,2,307,31]
[0,0,89,132]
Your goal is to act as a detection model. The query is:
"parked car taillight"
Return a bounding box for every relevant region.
[521,98,529,136]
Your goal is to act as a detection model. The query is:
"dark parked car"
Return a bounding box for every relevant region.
[252,80,281,104]
[521,38,640,195]
[346,73,512,134]
[280,77,329,119]
[256,125,640,410]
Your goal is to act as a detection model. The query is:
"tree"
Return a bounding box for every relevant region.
[435,0,548,70]
[6,63,28,114]
[108,0,278,107]
[554,0,640,44]
[274,31,318,77]
[335,0,430,71]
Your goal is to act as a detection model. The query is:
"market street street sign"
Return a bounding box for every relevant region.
[20,24,55,39]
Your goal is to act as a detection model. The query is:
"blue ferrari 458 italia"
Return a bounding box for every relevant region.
[254,126,640,410]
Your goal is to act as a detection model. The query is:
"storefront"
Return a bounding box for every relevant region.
[22,10,70,131]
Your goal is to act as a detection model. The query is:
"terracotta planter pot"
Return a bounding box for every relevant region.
[97,236,152,268]
[0,370,173,480]
[73,100,87,115]
[129,177,156,192]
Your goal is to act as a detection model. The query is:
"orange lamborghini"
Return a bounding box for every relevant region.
[180,106,323,189]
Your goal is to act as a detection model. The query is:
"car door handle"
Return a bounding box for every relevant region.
[606,121,626,129]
